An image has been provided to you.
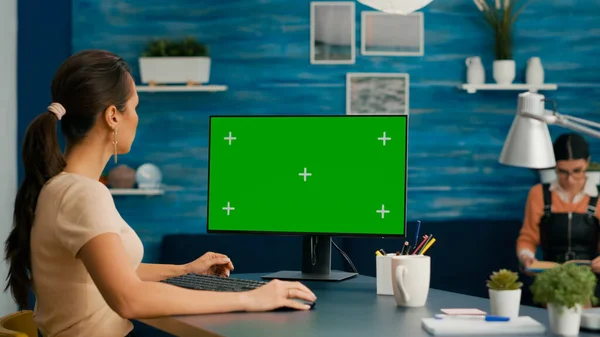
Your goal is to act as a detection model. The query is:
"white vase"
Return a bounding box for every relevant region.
[526,57,544,85]
[138,56,211,84]
[548,303,582,336]
[466,56,485,84]
[489,289,521,318]
[493,60,516,85]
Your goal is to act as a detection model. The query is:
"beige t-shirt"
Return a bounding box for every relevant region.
[30,172,144,337]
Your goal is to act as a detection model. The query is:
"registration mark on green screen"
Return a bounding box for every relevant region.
[207,115,407,236]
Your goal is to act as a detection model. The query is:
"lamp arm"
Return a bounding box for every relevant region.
[537,109,600,139]
[562,114,600,130]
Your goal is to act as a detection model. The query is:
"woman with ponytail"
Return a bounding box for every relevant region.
[4,50,315,337]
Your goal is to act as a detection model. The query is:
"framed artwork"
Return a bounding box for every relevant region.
[310,2,356,64]
[346,73,410,115]
[361,11,424,56]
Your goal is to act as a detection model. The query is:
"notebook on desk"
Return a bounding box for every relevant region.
[421,316,546,336]
[526,260,591,273]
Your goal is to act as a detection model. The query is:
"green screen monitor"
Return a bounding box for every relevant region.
[207,115,408,281]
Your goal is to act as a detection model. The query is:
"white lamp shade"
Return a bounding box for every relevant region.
[357,0,433,14]
[499,95,556,169]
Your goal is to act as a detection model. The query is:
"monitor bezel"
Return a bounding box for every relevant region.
[206,114,409,238]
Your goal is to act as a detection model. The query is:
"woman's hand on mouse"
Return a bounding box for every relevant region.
[184,251,234,277]
[242,279,317,311]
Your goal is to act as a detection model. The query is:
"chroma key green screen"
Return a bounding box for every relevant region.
[207,115,407,237]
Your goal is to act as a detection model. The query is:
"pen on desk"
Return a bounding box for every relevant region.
[414,220,421,247]
[420,238,437,255]
[404,244,411,255]
[434,314,510,322]
[411,235,429,255]
[378,249,387,255]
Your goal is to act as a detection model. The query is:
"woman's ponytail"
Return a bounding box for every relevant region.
[4,110,65,309]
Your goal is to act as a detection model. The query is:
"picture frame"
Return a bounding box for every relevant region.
[346,73,410,115]
[361,11,424,56]
[310,1,356,64]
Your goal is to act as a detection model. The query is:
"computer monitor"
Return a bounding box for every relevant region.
[207,115,408,281]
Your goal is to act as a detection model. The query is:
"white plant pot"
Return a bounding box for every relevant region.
[138,57,211,84]
[493,60,516,85]
[548,303,582,336]
[489,289,521,318]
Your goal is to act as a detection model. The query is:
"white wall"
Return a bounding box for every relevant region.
[0,0,18,315]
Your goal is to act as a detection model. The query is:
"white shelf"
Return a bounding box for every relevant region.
[109,188,165,196]
[136,84,228,92]
[459,83,558,94]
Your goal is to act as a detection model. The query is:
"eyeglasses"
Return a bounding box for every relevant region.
[556,167,586,178]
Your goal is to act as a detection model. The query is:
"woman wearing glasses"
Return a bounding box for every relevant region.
[517,133,600,282]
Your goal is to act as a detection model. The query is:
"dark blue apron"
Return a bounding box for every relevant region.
[539,183,600,299]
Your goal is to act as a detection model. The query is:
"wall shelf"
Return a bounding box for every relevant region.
[136,84,228,92]
[109,188,165,196]
[459,83,558,94]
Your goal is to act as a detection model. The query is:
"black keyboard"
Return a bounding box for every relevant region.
[161,273,268,292]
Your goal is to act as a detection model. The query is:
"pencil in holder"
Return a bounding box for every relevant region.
[376,253,394,295]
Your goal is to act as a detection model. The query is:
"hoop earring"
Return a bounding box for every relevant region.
[113,127,118,164]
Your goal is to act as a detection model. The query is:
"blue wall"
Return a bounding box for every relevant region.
[19,0,600,262]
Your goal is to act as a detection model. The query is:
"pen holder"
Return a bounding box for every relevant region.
[376,253,394,295]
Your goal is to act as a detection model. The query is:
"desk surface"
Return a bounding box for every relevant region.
[138,273,598,337]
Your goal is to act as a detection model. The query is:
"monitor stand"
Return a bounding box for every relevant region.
[261,235,358,282]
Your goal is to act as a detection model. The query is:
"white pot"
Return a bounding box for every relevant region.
[138,56,211,84]
[493,60,516,85]
[548,303,582,336]
[526,56,544,85]
[489,289,521,318]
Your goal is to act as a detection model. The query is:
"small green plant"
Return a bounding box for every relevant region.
[530,263,597,310]
[142,37,209,57]
[487,269,523,290]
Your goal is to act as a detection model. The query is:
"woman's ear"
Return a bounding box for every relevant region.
[103,105,119,130]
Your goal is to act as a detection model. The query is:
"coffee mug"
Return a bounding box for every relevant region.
[391,255,430,307]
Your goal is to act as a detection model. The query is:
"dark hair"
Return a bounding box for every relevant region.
[4,50,133,309]
[553,133,590,162]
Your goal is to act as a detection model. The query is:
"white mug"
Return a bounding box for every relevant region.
[391,255,430,307]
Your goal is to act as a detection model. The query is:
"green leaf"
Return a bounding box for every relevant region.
[142,37,209,57]
[530,263,597,308]
[487,269,523,290]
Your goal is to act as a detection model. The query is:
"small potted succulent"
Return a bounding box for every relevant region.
[530,263,597,336]
[138,37,210,86]
[487,269,523,318]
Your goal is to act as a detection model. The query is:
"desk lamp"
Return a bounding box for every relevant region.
[357,0,433,14]
[499,91,600,169]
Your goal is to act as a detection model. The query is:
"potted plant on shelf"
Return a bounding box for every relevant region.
[473,0,532,85]
[487,269,523,318]
[530,263,597,336]
[138,37,210,86]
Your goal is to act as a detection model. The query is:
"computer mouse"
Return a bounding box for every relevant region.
[274,299,316,312]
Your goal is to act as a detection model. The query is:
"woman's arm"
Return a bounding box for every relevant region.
[78,233,316,318]
[516,184,544,263]
[136,263,188,282]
